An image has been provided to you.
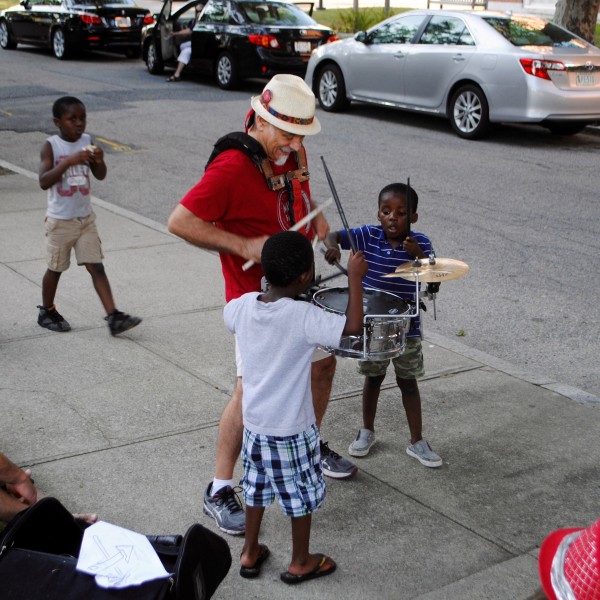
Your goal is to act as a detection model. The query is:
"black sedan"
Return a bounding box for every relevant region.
[141,0,337,89]
[0,0,154,59]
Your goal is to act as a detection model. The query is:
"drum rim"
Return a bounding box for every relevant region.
[312,286,411,315]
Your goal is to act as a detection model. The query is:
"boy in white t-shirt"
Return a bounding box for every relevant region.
[38,96,140,336]
[224,230,367,585]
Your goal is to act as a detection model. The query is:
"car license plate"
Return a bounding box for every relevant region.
[294,41,311,53]
[576,73,595,86]
[114,16,131,27]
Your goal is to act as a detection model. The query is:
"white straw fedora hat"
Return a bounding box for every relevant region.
[250,74,321,136]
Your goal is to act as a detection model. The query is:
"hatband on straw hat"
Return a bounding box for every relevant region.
[250,74,321,136]
[538,517,600,600]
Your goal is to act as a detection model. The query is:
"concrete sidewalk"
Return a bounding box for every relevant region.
[1,160,599,600]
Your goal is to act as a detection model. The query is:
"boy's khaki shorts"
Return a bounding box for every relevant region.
[357,337,424,380]
[45,213,103,272]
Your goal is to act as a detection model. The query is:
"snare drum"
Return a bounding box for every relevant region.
[312,287,412,360]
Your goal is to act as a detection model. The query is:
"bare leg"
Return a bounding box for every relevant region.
[214,378,243,480]
[285,515,336,577]
[41,269,62,307]
[362,374,385,432]
[173,61,185,78]
[240,505,265,568]
[288,514,312,574]
[85,263,116,314]
[311,355,336,429]
[397,377,422,445]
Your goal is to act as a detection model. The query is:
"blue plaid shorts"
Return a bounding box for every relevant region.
[241,424,326,517]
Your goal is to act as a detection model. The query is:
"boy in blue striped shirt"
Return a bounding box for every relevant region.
[323,182,442,468]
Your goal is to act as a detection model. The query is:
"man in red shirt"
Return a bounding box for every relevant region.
[168,75,357,536]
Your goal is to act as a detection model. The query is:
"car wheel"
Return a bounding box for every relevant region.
[215,52,240,90]
[449,84,490,140]
[316,64,350,112]
[51,27,71,60]
[145,41,164,74]
[0,19,17,50]
[546,122,587,136]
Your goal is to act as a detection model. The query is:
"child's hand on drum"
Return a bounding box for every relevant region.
[347,250,368,280]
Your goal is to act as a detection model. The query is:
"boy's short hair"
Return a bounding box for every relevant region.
[52,96,85,118]
[378,182,419,211]
[262,231,313,287]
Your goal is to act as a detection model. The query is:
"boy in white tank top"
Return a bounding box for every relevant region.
[38,96,141,336]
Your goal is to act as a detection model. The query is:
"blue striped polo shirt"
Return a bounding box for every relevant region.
[339,225,435,337]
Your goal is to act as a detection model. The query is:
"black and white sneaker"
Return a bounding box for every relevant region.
[203,484,245,536]
[320,440,358,479]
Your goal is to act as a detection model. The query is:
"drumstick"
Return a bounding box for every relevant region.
[406,177,412,240]
[320,156,357,254]
[241,197,333,271]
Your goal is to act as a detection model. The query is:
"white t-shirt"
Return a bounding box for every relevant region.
[224,292,346,437]
[46,133,93,220]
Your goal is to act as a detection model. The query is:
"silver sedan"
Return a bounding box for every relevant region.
[304,10,600,139]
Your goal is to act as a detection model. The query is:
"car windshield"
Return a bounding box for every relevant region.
[483,15,587,48]
[239,1,317,25]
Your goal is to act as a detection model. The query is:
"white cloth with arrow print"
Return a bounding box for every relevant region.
[76,521,170,588]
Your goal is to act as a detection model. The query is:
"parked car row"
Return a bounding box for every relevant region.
[305,10,600,139]
[1,1,599,139]
[0,0,153,59]
[141,0,337,89]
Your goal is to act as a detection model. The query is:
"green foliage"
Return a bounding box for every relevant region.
[315,7,407,34]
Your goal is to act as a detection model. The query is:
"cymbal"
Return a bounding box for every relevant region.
[383,258,470,282]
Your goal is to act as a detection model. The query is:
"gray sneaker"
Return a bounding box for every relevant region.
[348,428,376,457]
[406,439,442,468]
[320,441,358,479]
[203,484,245,535]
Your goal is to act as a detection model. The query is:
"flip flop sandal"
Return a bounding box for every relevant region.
[239,544,270,578]
[280,553,336,585]
[166,75,181,82]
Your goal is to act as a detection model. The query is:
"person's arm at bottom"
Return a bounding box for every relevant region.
[343,250,368,335]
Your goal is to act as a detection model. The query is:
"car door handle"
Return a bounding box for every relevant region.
[393,51,405,59]
[453,54,465,62]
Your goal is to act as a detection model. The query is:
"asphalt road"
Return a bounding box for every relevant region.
[1,45,599,400]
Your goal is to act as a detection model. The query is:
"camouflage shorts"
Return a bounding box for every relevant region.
[357,337,424,379]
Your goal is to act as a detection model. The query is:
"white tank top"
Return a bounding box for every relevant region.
[46,134,93,219]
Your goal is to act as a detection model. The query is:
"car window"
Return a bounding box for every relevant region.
[201,0,232,23]
[483,15,587,48]
[239,1,317,26]
[368,14,425,44]
[74,0,135,4]
[419,16,474,46]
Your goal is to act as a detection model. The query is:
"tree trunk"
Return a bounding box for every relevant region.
[554,0,600,43]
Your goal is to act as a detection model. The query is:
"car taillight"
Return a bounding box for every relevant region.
[79,13,102,24]
[248,34,280,49]
[326,35,340,43]
[519,58,565,80]
[143,14,154,24]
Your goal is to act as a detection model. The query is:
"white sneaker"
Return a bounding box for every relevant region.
[406,439,442,468]
[348,428,376,457]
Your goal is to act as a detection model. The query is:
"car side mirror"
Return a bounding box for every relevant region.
[355,31,368,43]
[20,0,32,8]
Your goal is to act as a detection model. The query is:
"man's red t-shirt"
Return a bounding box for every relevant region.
[180,149,313,302]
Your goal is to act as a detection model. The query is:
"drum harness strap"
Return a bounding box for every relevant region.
[205,132,310,226]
